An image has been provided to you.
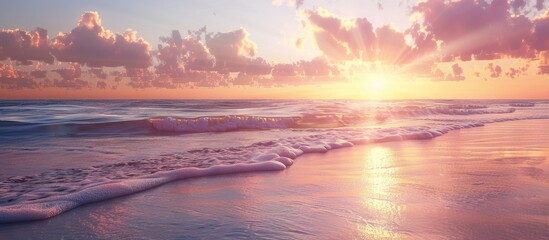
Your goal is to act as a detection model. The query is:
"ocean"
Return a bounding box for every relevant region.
[1,99,548,224]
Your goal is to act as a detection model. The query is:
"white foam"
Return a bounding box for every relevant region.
[0,160,287,223]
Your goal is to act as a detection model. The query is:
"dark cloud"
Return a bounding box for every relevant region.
[510,0,527,13]
[536,0,545,11]
[88,68,108,79]
[30,70,47,78]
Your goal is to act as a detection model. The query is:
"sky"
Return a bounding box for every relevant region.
[0,0,548,99]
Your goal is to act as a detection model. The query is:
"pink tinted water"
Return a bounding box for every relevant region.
[1,120,548,239]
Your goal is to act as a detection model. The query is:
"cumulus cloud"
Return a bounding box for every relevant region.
[156,29,215,77]
[0,28,54,65]
[205,28,272,75]
[51,11,152,69]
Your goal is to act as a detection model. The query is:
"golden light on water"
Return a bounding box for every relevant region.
[358,146,403,239]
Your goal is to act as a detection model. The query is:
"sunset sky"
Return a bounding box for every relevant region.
[1,0,548,99]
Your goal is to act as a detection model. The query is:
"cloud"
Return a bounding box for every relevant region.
[506,64,529,78]
[530,12,549,51]
[448,63,465,81]
[205,28,272,75]
[412,0,536,61]
[96,81,107,89]
[54,63,82,81]
[431,63,465,81]
[304,9,376,61]
[30,70,47,78]
[486,63,503,78]
[271,56,341,85]
[303,8,437,75]
[536,0,545,11]
[0,63,39,89]
[156,29,215,79]
[0,28,54,65]
[510,0,527,13]
[51,11,152,69]
[88,68,108,79]
[539,51,549,74]
[411,0,549,76]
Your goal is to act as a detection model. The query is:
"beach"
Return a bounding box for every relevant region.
[1,119,547,239]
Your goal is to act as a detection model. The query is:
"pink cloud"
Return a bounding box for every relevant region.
[304,9,376,61]
[413,0,536,61]
[431,63,465,81]
[156,30,215,78]
[205,28,272,75]
[271,56,341,85]
[530,12,549,51]
[51,12,152,69]
[506,64,529,78]
[303,9,440,78]
[486,63,503,78]
[0,28,54,65]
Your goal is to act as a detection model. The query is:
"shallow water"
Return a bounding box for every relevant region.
[1,120,547,239]
[1,100,549,223]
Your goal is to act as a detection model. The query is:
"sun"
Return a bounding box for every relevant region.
[371,78,383,91]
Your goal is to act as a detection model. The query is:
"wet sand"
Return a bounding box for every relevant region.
[1,120,549,239]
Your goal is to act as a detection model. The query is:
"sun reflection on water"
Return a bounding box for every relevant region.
[358,146,404,239]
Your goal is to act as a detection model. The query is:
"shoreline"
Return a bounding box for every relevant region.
[1,119,548,238]
[1,117,549,224]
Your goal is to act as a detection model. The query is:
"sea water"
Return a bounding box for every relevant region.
[1,99,548,223]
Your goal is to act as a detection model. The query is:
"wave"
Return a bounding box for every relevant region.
[1,114,548,223]
[0,103,522,137]
[149,107,517,133]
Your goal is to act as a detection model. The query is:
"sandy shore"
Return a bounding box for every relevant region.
[1,120,548,239]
